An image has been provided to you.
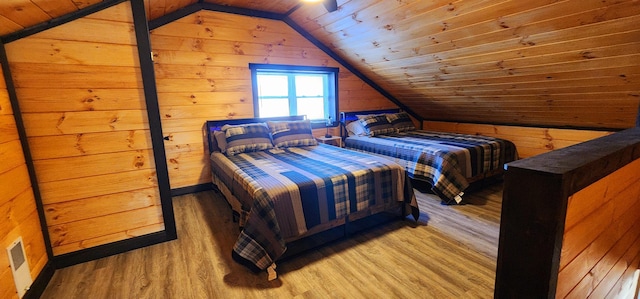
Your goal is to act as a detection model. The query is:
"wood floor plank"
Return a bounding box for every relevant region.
[41,183,503,298]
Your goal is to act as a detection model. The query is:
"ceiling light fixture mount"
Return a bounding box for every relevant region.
[302,0,338,12]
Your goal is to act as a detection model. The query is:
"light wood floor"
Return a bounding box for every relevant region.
[41,183,503,298]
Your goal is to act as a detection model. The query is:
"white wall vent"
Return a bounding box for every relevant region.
[6,237,33,298]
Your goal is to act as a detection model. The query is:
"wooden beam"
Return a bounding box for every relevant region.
[148,3,203,30]
[130,0,177,239]
[200,2,285,20]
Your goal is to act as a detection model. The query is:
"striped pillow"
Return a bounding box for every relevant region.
[221,123,273,156]
[267,119,318,148]
[386,112,415,132]
[210,130,227,152]
[358,114,395,136]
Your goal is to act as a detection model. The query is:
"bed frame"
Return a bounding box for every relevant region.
[205,116,410,265]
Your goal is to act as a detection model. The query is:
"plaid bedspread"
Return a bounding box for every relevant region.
[345,131,516,203]
[210,144,419,271]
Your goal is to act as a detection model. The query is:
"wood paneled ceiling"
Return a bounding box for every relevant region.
[0,0,298,36]
[1,0,639,130]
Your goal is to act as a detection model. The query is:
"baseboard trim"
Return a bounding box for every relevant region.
[52,230,176,269]
[22,261,55,299]
[171,183,214,196]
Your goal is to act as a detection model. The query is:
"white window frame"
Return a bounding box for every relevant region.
[249,63,339,128]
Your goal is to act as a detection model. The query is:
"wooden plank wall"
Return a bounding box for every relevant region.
[150,10,399,189]
[424,120,613,158]
[557,158,640,298]
[4,2,164,256]
[0,54,48,299]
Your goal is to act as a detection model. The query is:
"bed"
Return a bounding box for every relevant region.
[340,109,517,204]
[205,115,419,279]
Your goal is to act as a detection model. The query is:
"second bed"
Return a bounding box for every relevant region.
[341,109,517,204]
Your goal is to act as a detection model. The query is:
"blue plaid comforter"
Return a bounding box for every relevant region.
[210,144,419,271]
[345,131,517,204]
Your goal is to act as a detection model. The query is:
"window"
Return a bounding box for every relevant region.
[250,64,338,128]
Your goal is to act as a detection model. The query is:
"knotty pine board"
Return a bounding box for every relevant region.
[153,64,251,80]
[31,18,137,45]
[38,169,159,205]
[51,219,166,256]
[0,0,51,28]
[33,149,155,183]
[27,130,152,160]
[51,222,166,256]
[156,91,251,106]
[0,115,19,144]
[1,134,25,165]
[44,188,161,226]
[10,64,143,89]
[160,103,253,119]
[0,188,37,246]
[419,109,633,131]
[0,61,48,299]
[0,14,22,37]
[154,77,252,93]
[424,120,612,158]
[48,205,163,250]
[20,110,149,137]
[8,38,140,67]
[15,88,147,113]
[0,79,10,118]
[0,165,32,207]
[557,158,640,298]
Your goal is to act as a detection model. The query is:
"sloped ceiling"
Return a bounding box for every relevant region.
[1,0,639,130]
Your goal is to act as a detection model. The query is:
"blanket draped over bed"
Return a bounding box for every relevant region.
[345,131,517,204]
[210,144,419,271]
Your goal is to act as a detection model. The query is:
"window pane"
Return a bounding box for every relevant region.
[259,98,290,117]
[297,97,325,120]
[257,75,288,97]
[295,75,324,97]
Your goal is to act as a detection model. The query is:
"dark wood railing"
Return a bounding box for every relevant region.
[495,128,640,298]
